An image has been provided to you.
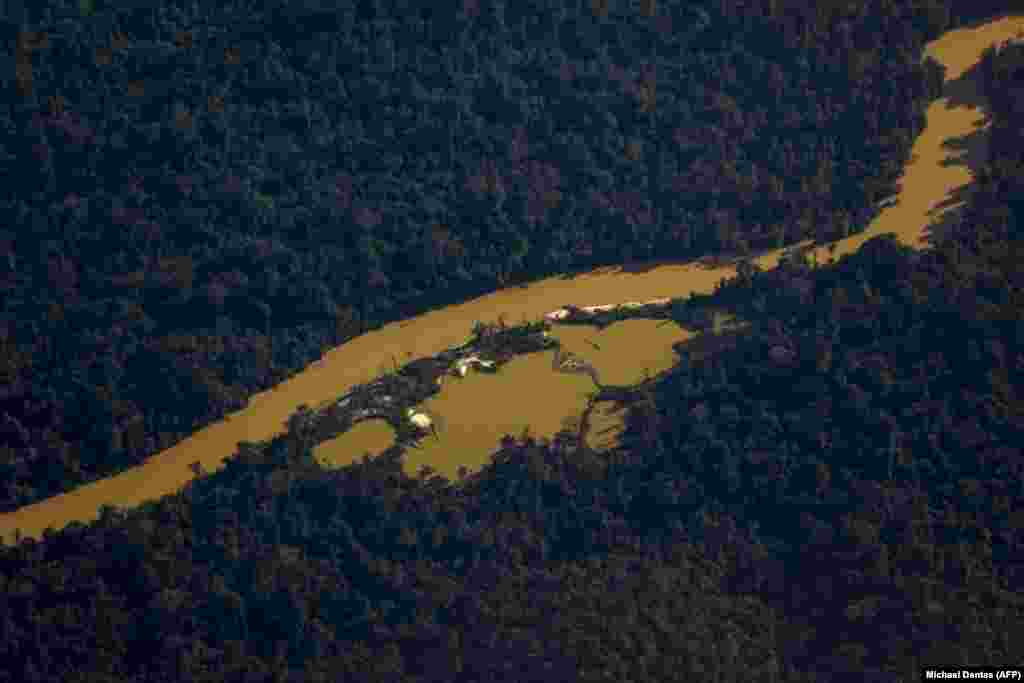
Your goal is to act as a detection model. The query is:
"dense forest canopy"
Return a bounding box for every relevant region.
[2,0,952,509]
[0,0,1023,682]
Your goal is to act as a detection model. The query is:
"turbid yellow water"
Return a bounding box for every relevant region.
[399,318,692,477]
[313,418,398,469]
[2,15,1022,544]
[315,318,692,473]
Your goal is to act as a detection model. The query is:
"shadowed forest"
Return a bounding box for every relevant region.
[1,0,1023,681]
[0,0,952,509]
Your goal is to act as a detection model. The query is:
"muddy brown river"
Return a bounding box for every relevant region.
[3,15,1022,544]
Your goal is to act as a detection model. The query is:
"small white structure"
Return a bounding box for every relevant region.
[405,408,433,430]
[452,355,496,377]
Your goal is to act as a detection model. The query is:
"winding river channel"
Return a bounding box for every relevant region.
[3,14,1023,544]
